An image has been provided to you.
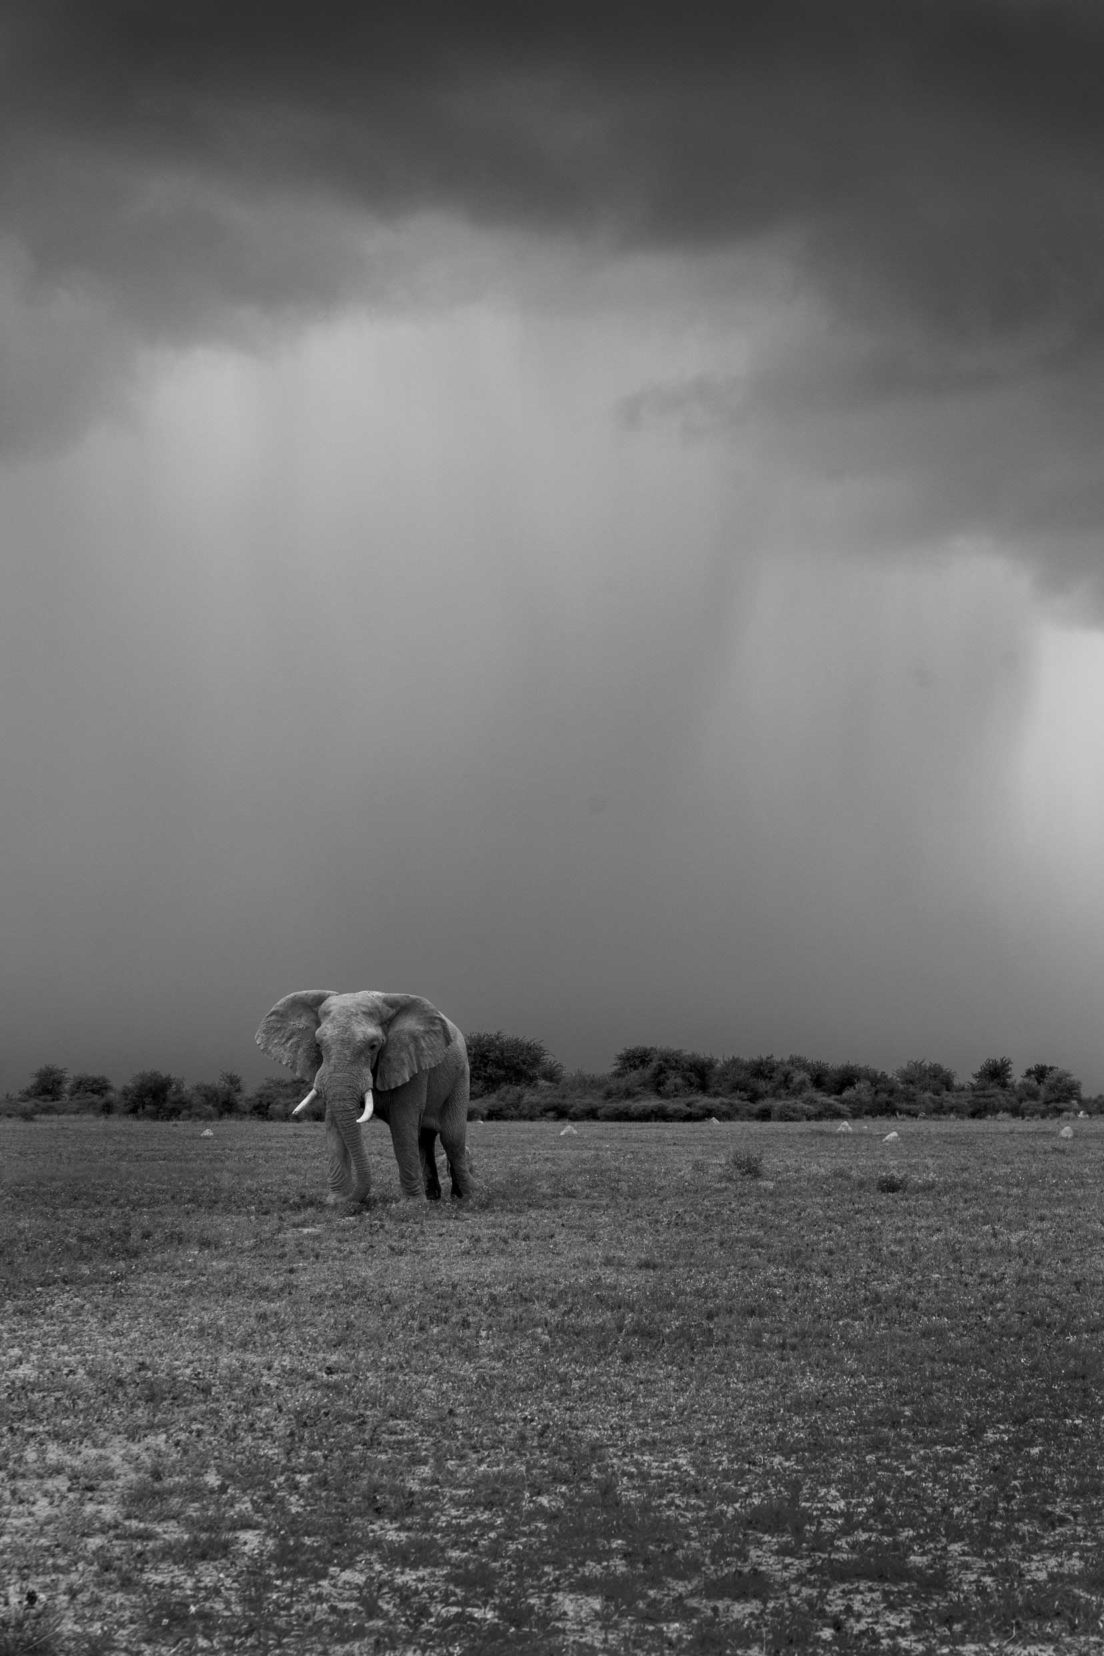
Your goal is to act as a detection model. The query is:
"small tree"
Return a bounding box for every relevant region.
[894,1059,956,1098]
[972,1056,1013,1090]
[190,1072,244,1117]
[1042,1067,1082,1110]
[710,1054,776,1101]
[613,1046,662,1077]
[67,1073,114,1099]
[612,1046,715,1095]
[466,1032,562,1097]
[120,1070,186,1119]
[248,1076,305,1120]
[22,1065,69,1101]
[217,1071,244,1114]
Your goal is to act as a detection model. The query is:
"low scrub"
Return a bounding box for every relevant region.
[4,1117,1103,1653]
[10,1043,1102,1129]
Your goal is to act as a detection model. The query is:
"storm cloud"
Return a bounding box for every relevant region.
[2,3,1104,1092]
[6,5,1104,379]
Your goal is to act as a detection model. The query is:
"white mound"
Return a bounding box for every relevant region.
[837,1122,852,1134]
[883,1131,899,1142]
[200,1128,214,1138]
[560,1125,578,1136]
[1059,1125,1074,1139]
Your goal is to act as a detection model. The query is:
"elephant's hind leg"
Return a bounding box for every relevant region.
[419,1127,442,1200]
[438,1066,474,1199]
[440,1117,474,1200]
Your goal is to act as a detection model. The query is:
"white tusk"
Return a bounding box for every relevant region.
[291,1088,317,1118]
[357,1090,374,1124]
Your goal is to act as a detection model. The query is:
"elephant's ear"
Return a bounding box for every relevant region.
[375,995,453,1091]
[255,991,339,1081]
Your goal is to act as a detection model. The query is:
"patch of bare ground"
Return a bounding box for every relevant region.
[2,1117,1103,1652]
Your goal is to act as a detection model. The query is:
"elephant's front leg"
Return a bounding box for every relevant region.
[385,1081,429,1199]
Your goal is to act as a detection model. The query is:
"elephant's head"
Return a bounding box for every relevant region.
[255,990,454,1201]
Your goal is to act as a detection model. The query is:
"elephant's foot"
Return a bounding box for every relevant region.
[326,1189,369,1209]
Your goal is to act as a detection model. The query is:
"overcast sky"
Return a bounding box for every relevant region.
[3,1,1104,1093]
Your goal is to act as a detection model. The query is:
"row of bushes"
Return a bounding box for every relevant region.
[4,1044,1097,1123]
[469,1042,1093,1119]
[473,1090,1099,1123]
[2,1067,300,1123]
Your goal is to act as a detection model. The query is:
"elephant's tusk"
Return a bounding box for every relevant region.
[291,1088,318,1117]
[357,1090,374,1124]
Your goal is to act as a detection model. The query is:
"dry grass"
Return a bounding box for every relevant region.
[2,1116,1103,1653]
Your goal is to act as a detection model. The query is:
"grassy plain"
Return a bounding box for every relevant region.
[3,1117,1103,1654]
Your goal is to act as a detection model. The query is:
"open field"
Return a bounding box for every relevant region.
[3,1117,1103,1654]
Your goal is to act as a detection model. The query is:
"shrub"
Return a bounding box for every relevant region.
[21,1064,69,1101]
[66,1092,116,1116]
[67,1072,114,1099]
[825,1061,891,1098]
[19,1098,63,1116]
[492,1085,528,1107]
[560,1069,612,1096]
[657,1074,693,1099]
[769,1098,818,1121]
[894,1059,956,1097]
[119,1070,189,1119]
[249,1076,304,1120]
[218,1070,244,1110]
[972,1056,1014,1090]
[467,1031,562,1096]
[611,1046,716,1095]
[3,1098,40,1122]
[481,1085,538,1121]
[192,1072,245,1117]
[708,1054,786,1102]
[602,1068,653,1100]
[725,1149,764,1180]
[966,1087,1009,1118]
[612,1046,664,1077]
[711,1096,771,1121]
[596,1099,634,1122]
[1042,1068,1082,1109]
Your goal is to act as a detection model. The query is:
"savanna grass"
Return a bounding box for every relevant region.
[3,1116,1103,1653]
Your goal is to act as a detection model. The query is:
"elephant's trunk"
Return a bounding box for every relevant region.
[319,1067,373,1203]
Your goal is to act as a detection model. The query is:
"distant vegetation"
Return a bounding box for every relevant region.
[3,1042,1097,1122]
[470,1044,1093,1122]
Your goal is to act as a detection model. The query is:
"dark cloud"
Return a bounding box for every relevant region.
[5,0,1104,622]
[5,2,1104,1100]
[4,1,1104,341]
[617,305,1104,605]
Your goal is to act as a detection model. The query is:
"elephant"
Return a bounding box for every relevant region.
[255,990,473,1205]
